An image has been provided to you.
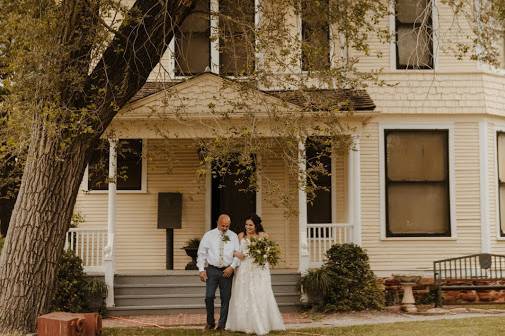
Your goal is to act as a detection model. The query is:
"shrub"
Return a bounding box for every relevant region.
[50,250,107,316]
[301,243,384,312]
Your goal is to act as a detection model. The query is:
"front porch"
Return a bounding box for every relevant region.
[71,133,362,309]
[72,74,366,308]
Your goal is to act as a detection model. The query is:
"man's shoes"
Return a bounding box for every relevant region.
[215,325,225,331]
[204,324,215,330]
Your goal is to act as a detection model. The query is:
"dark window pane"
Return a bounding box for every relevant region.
[500,184,505,236]
[117,139,143,191]
[396,0,430,23]
[219,0,255,75]
[306,137,332,224]
[397,26,432,68]
[498,133,505,182]
[498,132,505,236]
[302,0,330,71]
[386,130,447,181]
[387,183,449,235]
[88,139,109,191]
[395,0,433,69]
[88,139,143,191]
[385,130,450,237]
[175,0,210,75]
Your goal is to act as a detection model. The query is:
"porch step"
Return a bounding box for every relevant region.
[111,271,301,315]
[108,302,299,316]
[115,292,300,307]
[114,271,299,285]
[115,281,299,296]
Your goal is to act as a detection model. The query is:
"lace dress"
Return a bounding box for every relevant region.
[225,238,286,335]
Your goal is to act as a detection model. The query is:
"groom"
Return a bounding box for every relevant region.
[197,213,240,330]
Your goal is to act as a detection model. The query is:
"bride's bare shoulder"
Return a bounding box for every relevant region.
[238,232,245,240]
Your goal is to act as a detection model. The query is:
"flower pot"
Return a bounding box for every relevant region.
[184,247,198,270]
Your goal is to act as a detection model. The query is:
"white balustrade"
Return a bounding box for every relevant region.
[65,228,107,272]
[307,223,354,267]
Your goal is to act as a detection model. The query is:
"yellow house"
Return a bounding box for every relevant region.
[70,0,505,313]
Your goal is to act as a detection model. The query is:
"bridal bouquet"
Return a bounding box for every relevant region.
[247,236,281,267]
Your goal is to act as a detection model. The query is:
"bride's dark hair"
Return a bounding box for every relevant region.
[243,213,264,235]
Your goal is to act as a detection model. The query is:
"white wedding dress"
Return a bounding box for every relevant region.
[226,238,286,335]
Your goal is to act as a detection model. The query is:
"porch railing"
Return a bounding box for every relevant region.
[64,228,107,273]
[307,223,354,267]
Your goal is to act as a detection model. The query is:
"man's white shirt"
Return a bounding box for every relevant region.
[197,228,240,272]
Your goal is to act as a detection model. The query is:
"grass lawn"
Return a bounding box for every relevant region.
[103,316,505,335]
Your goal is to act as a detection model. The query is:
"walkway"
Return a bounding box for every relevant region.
[103,307,505,330]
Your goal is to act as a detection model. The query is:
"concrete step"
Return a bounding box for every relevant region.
[115,271,300,286]
[108,302,299,316]
[114,282,299,296]
[111,270,301,316]
[114,292,300,307]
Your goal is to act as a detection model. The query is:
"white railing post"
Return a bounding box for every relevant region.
[298,138,310,274]
[104,138,117,308]
[306,223,354,267]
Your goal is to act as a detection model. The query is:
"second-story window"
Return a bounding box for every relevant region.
[175,0,211,76]
[219,0,255,76]
[395,0,433,69]
[301,0,330,71]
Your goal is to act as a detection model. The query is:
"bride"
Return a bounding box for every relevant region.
[225,214,286,335]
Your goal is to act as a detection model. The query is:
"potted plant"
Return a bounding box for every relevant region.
[182,238,200,270]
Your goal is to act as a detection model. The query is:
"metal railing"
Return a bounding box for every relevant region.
[65,228,107,272]
[307,223,354,267]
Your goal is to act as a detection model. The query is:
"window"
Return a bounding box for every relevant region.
[301,0,330,71]
[306,137,332,224]
[88,139,143,191]
[385,130,450,237]
[175,0,211,76]
[219,0,255,76]
[395,0,433,69]
[497,132,505,236]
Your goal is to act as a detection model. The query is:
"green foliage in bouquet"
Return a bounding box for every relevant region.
[301,243,384,312]
[247,236,281,267]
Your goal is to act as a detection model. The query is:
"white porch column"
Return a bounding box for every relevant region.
[348,135,362,245]
[479,121,491,253]
[104,138,117,307]
[298,139,310,273]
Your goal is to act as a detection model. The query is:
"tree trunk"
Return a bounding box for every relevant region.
[0,1,195,332]
[0,120,92,333]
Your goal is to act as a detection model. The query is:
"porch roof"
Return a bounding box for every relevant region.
[130,73,375,112]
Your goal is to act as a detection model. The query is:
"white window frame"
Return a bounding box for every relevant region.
[389,0,439,71]
[494,124,505,240]
[379,123,456,240]
[81,138,148,194]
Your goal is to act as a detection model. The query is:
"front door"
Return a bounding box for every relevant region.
[211,157,256,233]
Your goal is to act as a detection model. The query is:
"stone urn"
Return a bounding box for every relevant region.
[183,238,200,270]
[392,274,421,313]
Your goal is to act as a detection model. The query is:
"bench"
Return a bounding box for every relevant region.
[433,253,505,307]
